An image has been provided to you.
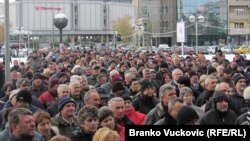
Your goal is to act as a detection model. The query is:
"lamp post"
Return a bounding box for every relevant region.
[135,25,144,48]
[54,13,68,45]
[189,15,205,54]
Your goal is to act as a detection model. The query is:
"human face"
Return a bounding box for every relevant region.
[236,79,246,92]
[60,102,76,118]
[162,89,177,106]
[12,115,35,138]
[206,79,217,91]
[124,100,133,111]
[80,117,98,133]
[216,100,228,112]
[111,100,125,120]
[86,92,100,108]
[58,87,70,98]
[33,78,42,86]
[100,116,115,130]
[37,118,51,138]
[183,92,193,105]
[5,87,12,96]
[131,81,140,91]
[70,84,81,97]
[143,87,154,97]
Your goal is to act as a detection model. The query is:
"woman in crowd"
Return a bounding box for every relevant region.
[93,127,120,141]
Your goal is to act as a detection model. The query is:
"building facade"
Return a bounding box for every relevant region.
[0,0,135,47]
[133,0,176,47]
[228,0,250,46]
[177,0,228,46]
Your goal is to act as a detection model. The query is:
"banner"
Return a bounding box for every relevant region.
[177,22,185,43]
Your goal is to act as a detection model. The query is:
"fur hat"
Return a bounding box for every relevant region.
[57,96,76,111]
[98,106,114,122]
[232,73,245,85]
[177,106,199,125]
[16,89,32,104]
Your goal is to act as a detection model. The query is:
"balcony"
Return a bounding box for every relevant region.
[229,0,250,7]
[229,13,250,20]
[229,28,250,35]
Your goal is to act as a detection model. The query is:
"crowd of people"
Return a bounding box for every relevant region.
[0,47,249,141]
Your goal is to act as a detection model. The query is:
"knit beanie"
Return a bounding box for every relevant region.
[111,74,123,83]
[98,106,114,122]
[57,96,76,111]
[112,81,125,93]
[32,73,43,81]
[232,73,245,86]
[177,106,199,125]
[16,89,32,104]
[140,80,153,93]
[160,61,168,68]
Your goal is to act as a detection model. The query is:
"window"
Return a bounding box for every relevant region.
[234,23,244,28]
[234,9,244,15]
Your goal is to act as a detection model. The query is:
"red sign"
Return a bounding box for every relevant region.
[35,6,62,11]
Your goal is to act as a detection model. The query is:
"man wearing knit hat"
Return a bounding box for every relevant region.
[51,96,79,138]
[29,73,48,98]
[230,73,246,115]
[39,78,60,108]
[133,80,159,114]
[177,106,199,125]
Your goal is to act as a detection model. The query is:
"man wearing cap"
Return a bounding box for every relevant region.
[28,51,42,72]
[102,70,123,94]
[229,73,246,115]
[87,65,100,86]
[133,80,159,114]
[177,106,199,125]
[51,96,79,138]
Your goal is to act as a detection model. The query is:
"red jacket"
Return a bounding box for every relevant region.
[124,108,146,125]
[39,91,57,108]
[115,124,125,141]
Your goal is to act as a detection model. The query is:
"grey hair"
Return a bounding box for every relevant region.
[84,89,99,102]
[16,78,30,88]
[159,83,175,97]
[205,75,217,85]
[108,97,124,108]
[179,87,193,99]
[77,105,98,123]
[57,84,69,93]
[168,98,183,110]
[70,75,82,83]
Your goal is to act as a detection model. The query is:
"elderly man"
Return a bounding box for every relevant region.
[108,97,134,127]
[84,89,101,108]
[51,96,79,138]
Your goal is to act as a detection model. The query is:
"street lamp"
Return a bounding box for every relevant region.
[189,15,205,54]
[135,25,144,48]
[111,31,118,48]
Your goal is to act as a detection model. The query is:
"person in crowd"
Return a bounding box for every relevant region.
[123,95,145,125]
[49,135,71,141]
[71,105,99,141]
[87,65,101,86]
[177,106,199,125]
[83,89,101,108]
[0,107,44,141]
[229,73,247,115]
[161,73,172,85]
[33,111,57,140]
[97,106,124,141]
[145,83,176,125]
[170,68,184,96]
[46,84,70,117]
[0,82,15,102]
[29,73,48,98]
[196,75,217,107]
[69,79,83,110]
[124,71,135,89]
[39,78,60,109]
[92,127,120,141]
[102,70,123,94]
[156,61,169,82]
[154,98,184,125]
[199,91,237,125]
[108,97,134,126]
[51,96,79,138]
[128,78,141,98]
[179,87,203,118]
[133,80,159,114]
